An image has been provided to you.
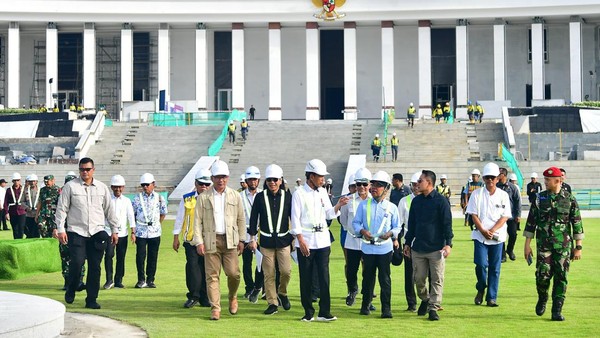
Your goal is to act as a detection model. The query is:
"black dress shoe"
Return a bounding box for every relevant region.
[474,290,484,305]
[417,300,429,316]
[501,256,507,263]
[381,312,393,319]
[508,252,516,261]
[65,291,75,304]
[359,307,370,315]
[406,305,417,312]
[85,302,101,309]
[147,281,156,288]
[184,299,199,308]
[76,282,86,292]
[428,310,439,321]
[278,294,291,311]
[114,282,125,288]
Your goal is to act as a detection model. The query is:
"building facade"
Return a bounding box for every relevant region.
[1,0,599,120]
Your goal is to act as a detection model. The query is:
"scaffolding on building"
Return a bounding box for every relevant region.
[96,36,120,119]
[0,37,5,106]
[30,40,47,108]
[133,34,158,102]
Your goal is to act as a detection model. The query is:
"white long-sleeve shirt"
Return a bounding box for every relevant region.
[104,194,136,237]
[290,184,339,249]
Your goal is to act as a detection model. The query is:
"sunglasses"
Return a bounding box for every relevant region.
[195,181,210,186]
[78,167,93,172]
[483,176,497,180]
[266,178,280,183]
[371,182,385,188]
[141,183,151,187]
[355,182,369,187]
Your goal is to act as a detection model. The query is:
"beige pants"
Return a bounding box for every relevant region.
[204,234,241,312]
[261,246,292,306]
[412,249,445,311]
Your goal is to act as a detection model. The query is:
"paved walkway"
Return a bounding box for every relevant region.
[61,313,147,338]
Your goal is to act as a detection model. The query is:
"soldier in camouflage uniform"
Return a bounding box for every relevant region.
[523,166,584,321]
[36,175,61,238]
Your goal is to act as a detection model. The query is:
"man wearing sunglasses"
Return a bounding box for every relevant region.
[466,163,511,308]
[132,173,168,289]
[240,166,264,303]
[173,169,212,308]
[55,157,119,309]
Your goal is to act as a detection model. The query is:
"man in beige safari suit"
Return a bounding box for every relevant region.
[192,160,246,320]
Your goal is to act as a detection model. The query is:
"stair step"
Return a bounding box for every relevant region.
[122,142,132,146]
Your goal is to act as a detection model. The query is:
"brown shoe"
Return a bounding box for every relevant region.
[210,310,220,320]
[229,298,238,315]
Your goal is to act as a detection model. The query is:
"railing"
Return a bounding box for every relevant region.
[207,110,247,156]
[148,111,232,126]
[74,111,104,159]
[572,189,600,210]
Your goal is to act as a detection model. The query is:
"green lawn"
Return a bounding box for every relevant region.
[0,219,598,338]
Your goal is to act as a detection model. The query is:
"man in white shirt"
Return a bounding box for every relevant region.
[291,159,349,322]
[240,166,264,303]
[103,175,136,289]
[466,163,512,307]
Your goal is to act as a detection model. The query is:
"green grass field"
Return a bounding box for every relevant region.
[0,219,598,337]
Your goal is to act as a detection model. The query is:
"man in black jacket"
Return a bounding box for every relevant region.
[496,168,521,262]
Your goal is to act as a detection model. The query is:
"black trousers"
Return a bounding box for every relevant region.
[346,248,362,293]
[66,232,105,304]
[105,236,128,283]
[10,214,26,239]
[298,247,331,317]
[403,254,417,307]
[25,216,40,238]
[136,237,160,283]
[503,219,519,257]
[0,209,8,230]
[361,251,392,314]
[183,242,209,303]
[242,245,263,293]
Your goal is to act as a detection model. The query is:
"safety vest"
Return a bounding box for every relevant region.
[69,104,76,111]
[443,106,450,113]
[436,184,450,198]
[228,124,236,132]
[259,190,288,238]
[372,139,381,147]
[77,105,84,112]
[182,191,196,242]
[476,105,484,114]
[39,107,47,113]
[467,105,475,113]
[52,107,59,112]
[241,189,260,228]
[407,107,416,116]
[362,198,392,245]
[390,137,399,146]
[433,108,442,116]
[295,188,328,232]
[241,121,248,128]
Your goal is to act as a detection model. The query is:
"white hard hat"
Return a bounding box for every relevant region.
[371,171,391,185]
[440,174,447,180]
[471,169,481,176]
[11,172,21,181]
[409,102,414,106]
[326,178,332,184]
[482,163,500,177]
[354,168,372,183]
[245,166,261,179]
[27,174,38,181]
[509,173,518,181]
[348,174,355,186]
[296,178,302,182]
[140,173,155,184]
[66,171,77,177]
[305,159,329,176]
[195,169,212,184]
[375,134,379,138]
[411,172,421,183]
[211,160,230,176]
[111,175,126,186]
[531,172,538,178]
[240,174,246,182]
[392,132,396,136]
[265,164,283,179]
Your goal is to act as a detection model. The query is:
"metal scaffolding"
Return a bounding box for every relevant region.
[96,36,120,118]
[0,36,5,106]
[30,40,46,108]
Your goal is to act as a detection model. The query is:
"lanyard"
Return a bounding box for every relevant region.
[28,186,39,209]
[264,190,285,234]
[139,192,158,225]
[366,198,391,236]
[183,192,196,242]
[9,186,23,206]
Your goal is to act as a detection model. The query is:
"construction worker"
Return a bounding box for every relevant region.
[442,102,451,123]
[463,169,484,229]
[52,104,60,113]
[467,100,475,123]
[476,102,484,123]
[436,174,451,205]
[432,104,443,124]
[238,174,247,192]
[228,121,236,143]
[407,103,416,128]
[390,133,399,162]
[240,118,249,141]
[371,134,381,162]
[77,103,84,112]
[39,104,48,113]
[69,102,76,112]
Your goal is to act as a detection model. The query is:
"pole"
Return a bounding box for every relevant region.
[528,133,531,160]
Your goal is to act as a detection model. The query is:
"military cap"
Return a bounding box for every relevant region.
[44,174,54,181]
[543,166,562,178]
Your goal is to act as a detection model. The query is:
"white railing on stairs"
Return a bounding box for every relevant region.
[75,112,105,159]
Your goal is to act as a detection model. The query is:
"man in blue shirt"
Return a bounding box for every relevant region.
[353,171,400,319]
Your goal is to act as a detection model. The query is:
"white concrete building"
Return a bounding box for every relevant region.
[0,0,599,120]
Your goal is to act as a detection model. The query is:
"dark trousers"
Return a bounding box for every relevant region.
[25,216,40,238]
[403,254,417,307]
[105,236,128,283]
[503,219,519,257]
[0,209,7,230]
[298,247,331,317]
[361,252,392,314]
[9,214,26,239]
[66,232,105,304]
[183,242,209,303]
[346,249,362,293]
[242,245,263,292]
[136,237,160,283]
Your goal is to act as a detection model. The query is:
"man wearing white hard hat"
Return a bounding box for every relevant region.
[407,102,416,128]
[508,173,521,194]
[397,172,422,312]
[466,163,511,307]
[55,157,119,309]
[353,170,400,318]
[173,169,212,308]
[228,121,236,143]
[291,159,349,322]
[241,166,264,303]
[4,172,26,239]
[248,164,294,315]
[371,134,382,162]
[103,175,136,290]
[295,178,302,190]
[526,172,542,206]
[191,160,246,321]
[238,174,247,192]
[496,167,522,262]
[132,172,167,289]
[339,169,370,308]
[23,174,40,238]
[435,174,451,205]
[390,132,399,162]
[463,168,483,229]
[404,170,453,321]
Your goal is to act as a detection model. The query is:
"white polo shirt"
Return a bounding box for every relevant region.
[466,187,512,244]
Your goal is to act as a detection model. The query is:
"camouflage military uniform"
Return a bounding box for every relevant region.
[524,190,584,303]
[38,185,61,238]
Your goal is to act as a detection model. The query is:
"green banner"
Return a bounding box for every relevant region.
[498,143,523,189]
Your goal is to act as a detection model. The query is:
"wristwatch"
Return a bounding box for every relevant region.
[575,245,582,250]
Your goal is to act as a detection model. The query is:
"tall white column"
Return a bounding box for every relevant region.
[456,20,468,120]
[195,24,207,110]
[493,20,506,101]
[531,19,545,100]
[305,22,320,120]
[231,23,245,111]
[83,23,96,109]
[121,24,133,103]
[268,23,282,120]
[7,22,19,108]
[343,22,357,121]
[46,23,58,109]
[158,23,170,105]
[418,21,432,118]
[569,18,582,103]
[381,21,394,119]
